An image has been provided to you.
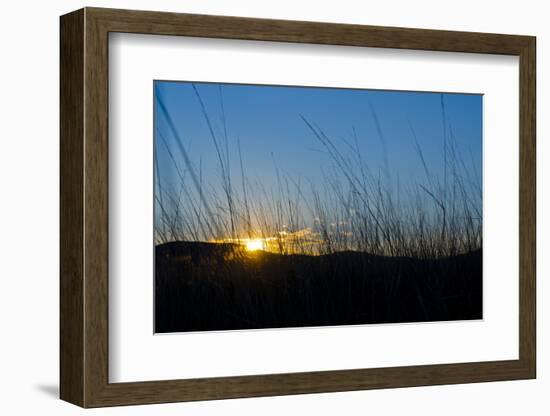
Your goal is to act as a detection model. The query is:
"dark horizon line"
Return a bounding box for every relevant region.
[155,239,482,259]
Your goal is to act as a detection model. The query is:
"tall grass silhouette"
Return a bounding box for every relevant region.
[153,82,482,332]
[154,83,481,259]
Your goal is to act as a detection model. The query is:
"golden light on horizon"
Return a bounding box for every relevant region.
[210,228,323,256]
[245,238,265,252]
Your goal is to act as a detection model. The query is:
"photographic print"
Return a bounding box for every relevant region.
[154,81,482,333]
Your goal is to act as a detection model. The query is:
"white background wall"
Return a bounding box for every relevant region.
[0,0,546,414]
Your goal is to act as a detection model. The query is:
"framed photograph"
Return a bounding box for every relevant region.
[60,7,536,407]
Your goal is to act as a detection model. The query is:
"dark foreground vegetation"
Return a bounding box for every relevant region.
[155,241,482,333]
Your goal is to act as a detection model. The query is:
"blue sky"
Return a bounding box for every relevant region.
[153,80,482,239]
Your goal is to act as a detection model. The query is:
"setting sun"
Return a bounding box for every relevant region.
[245,239,265,252]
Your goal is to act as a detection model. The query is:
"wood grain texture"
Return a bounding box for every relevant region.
[83,10,110,406]
[89,7,532,54]
[59,7,537,408]
[59,8,84,407]
[518,38,536,375]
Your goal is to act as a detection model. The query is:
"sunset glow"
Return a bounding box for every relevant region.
[208,228,328,256]
[245,239,265,252]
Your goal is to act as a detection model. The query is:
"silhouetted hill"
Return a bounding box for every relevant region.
[155,241,482,333]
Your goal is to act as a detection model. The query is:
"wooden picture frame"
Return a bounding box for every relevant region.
[60,7,536,408]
